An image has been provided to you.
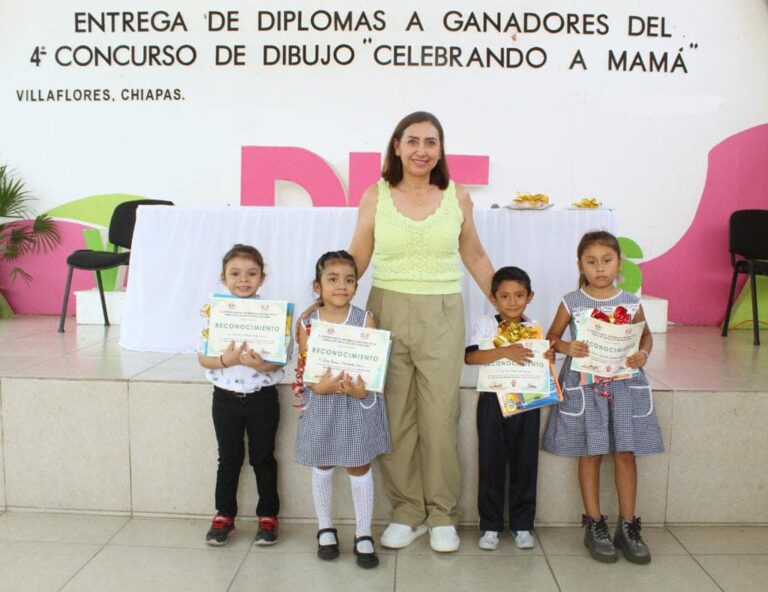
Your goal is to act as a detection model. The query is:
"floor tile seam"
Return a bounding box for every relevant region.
[104,541,251,552]
[541,552,563,592]
[225,553,249,592]
[665,526,694,556]
[55,542,108,592]
[392,552,398,592]
[686,552,727,592]
[0,374,132,383]
[125,383,134,523]
[0,539,105,549]
[691,552,768,556]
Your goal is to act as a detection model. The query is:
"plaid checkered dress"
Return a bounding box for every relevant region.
[294,305,392,467]
[542,290,664,457]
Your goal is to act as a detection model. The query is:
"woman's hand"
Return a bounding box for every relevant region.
[565,340,590,358]
[295,303,319,342]
[340,373,367,399]
[544,341,556,363]
[501,343,534,365]
[310,367,345,394]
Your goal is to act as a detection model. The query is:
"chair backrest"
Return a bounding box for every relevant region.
[729,209,768,260]
[108,199,174,249]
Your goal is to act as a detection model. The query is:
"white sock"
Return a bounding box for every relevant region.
[312,467,336,546]
[350,469,374,553]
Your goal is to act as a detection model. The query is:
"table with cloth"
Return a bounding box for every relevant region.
[119,206,615,353]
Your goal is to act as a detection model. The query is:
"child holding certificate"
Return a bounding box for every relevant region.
[197,244,285,547]
[542,231,663,565]
[465,267,552,551]
[293,250,392,569]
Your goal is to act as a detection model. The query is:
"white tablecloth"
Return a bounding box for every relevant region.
[120,206,615,352]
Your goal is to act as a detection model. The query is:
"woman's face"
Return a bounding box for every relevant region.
[393,121,442,179]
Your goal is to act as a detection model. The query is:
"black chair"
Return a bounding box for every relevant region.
[721,209,768,345]
[58,199,173,332]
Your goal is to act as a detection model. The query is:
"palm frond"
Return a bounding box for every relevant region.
[30,214,61,253]
[0,165,62,286]
[8,266,33,287]
[0,166,34,218]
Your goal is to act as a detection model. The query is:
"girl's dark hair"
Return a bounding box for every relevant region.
[313,250,358,304]
[576,231,622,288]
[491,266,532,295]
[381,111,450,190]
[221,244,265,276]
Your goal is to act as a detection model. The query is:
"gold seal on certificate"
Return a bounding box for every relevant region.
[304,320,392,392]
[570,317,644,379]
[477,338,551,394]
[205,294,293,364]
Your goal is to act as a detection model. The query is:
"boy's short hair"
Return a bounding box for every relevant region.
[491,266,532,295]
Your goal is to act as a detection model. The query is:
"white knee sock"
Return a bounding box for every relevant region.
[350,469,374,553]
[312,467,336,545]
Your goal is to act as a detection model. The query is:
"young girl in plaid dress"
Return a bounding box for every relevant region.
[543,231,663,565]
[294,250,392,569]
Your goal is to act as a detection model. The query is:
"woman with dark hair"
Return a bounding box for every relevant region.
[348,111,494,552]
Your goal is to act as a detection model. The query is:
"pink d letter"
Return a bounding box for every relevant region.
[241,146,347,206]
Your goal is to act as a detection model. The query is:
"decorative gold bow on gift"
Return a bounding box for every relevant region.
[492,321,541,347]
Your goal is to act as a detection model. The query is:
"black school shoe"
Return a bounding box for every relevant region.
[317,528,340,560]
[582,514,618,563]
[614,517,651,564]
[354,536,379,569]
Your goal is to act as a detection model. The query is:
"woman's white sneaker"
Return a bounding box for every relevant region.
[380,523,427,548]
[512,530,536,549]
[430,525,460,552]
[478,531,500,550]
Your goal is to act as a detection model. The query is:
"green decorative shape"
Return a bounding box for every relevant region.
[724,275,768,330]
[82,228,119,291]
[619,260,644,294]
[617,236,644,294]
[618,236,643,259]
[47,193,148,227]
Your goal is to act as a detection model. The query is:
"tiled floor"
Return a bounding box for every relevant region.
[1,318,767,590]
[0,512,766,591]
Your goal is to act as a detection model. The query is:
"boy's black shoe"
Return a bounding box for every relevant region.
[206,515,235,546]
[255,516,279,546]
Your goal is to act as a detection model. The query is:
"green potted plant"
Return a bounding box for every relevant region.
[0,164,61,317]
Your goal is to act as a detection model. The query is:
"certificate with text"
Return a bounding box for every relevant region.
[477,338,551,394]
[304,320,391,392]
[205,295,293,364]
[570,317,644,378]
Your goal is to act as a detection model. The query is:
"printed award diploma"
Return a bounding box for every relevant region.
[304,320,391,392]
[476,338,551,394]
[570,318,645,378]
[206,295,292,364]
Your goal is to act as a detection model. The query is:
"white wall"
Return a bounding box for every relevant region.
[2,0,768,259]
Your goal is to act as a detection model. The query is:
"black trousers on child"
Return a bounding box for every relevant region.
[477,392,540,532]
[212,385,280,519]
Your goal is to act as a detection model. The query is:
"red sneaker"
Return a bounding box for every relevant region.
[205,515,235,546]
[255,516,279,546]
